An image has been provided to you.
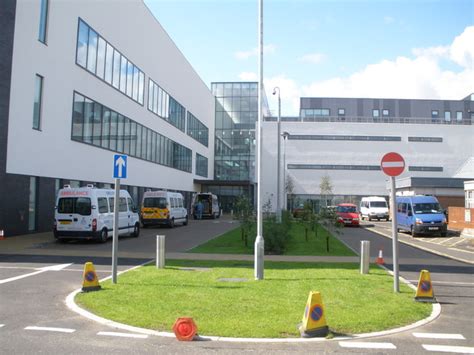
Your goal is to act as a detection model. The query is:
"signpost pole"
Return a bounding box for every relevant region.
[112,178,120,284]
[391,176,399,292]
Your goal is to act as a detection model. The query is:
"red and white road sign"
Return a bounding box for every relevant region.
[381,152,405,177]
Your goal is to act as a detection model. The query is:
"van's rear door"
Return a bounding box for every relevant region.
[56,197,92,232]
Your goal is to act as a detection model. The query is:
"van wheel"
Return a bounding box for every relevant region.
[99,228,108,243]
[368,216,372,221]
[132,223,140,238]
[183,216,188,226]
[411,226,417,238]
[169,218,175,228]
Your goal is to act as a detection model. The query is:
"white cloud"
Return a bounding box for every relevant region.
[238,71,258,81]
[235,44,276,60]
[278,26,474,115]
[298,53,325,64]
[264,75,301,116]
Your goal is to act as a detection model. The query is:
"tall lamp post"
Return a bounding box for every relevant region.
[273,87,281,223]
[254,0,264,280]
[281,131,289,211]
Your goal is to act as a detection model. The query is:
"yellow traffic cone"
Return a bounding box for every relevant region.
[415,270,436,303]
[82,262,101,292]
[299,291,329,337]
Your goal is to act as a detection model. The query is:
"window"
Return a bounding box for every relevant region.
[187,112,209,146]
[109,197,114,212]
[408,137,443,143]
[57,197,91,216]
[431,110,439,118]
[456,111,463,121]
[288,134,401,141]
[33,74,43,130]
[409,166,443,172]
[75,19,144,104]
[28,177,37,231]
[127,197,135,212]
[98,197,109,213]
[288,164,381,171]
[372,109,380,118]
[71,91,192,173]
[119,197,128,212]
[147,79,186,131]
[382,109,389,117]
[444,111,451,122]
[38,0,49,43]
[338,108,345,116]
[196,153,208,177]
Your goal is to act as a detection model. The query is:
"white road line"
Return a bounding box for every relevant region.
[450,238,468,247]
[413,332,465,340]
[407,280,474,286]
[0,263,73,284]
[24,326,76,333]
[0,324,4,328]
[339,341,396,349]
[97,331,148,339]
[422,344,474,353]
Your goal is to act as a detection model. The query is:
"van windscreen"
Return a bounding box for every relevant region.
[58,197,91,216]
[413,203,442,214]
[144,197,167,208]
[370,201,387,208]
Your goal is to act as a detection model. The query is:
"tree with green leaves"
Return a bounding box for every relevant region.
[319,174,333,208]
[233,195,254,247]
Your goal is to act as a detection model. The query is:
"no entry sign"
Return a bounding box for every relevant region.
[381,152,405,177]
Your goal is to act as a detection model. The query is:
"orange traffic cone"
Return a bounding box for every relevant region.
[376,249,384,265]
[172,318,197,341]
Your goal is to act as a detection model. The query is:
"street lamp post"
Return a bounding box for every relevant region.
[281,131,289,211]
[273,87,281,223]
[254,0,264,280]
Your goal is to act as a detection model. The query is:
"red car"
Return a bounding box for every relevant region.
[336,203,360,227]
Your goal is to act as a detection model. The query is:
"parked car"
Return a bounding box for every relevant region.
[335,203,360,227]
[396,195,447,237]
[54,185,140,242]
[141,190,188,228]
[359,196,389,221]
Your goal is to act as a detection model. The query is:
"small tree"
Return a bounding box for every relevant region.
[319,174,333,208]
[300,201,314,242]
[233,195,254,247]
[285,174,295,211]
[318,207,343,252]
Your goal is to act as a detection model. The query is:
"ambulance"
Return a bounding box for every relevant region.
[54,185,140,242]
[140,190,188,227]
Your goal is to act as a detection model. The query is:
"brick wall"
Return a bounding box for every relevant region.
[448,207,474,230]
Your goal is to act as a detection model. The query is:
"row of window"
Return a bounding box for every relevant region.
[76,19,145,105]
[302,108,468,120]
[287,135,443,143]
[187,112,209,147]
[287,164,443,172]
[147,79,186,131]
[71,92,192,173]
[432,110,465,121]
[288,135,401,142]
[196,154,208,178]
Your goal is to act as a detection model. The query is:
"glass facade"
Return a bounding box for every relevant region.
[187,111,209,147]
[72,92,192,173]
[76,19,144,105]
[212,82,264,181]
[196,153,208,178]
[148,79,186,132]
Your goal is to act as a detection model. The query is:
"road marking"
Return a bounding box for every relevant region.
[0,263,72,284]
[422,344,474,353]
[413,332,465,339]
[408,280,474,286]
[97,331,148,339]
[0,324,4,328]
[24,326,76,333]
[339,341,396,349]
[450,238,468,247]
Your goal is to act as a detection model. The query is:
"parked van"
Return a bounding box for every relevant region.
[396,195,447,237]
[359,196,389,221]
[140,190,188,227]
[54,185,140,242]
[192,193,220,219]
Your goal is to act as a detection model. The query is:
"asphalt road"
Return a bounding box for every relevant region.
[0,218,473,354]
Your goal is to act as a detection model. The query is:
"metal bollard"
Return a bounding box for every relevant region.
[360,240,370,274]
[156,235,165,269]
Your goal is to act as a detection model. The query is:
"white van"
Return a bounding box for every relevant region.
[359,196,389,221]
[140,190,188,228]
[54,185,140,242]
[192,193,220,219]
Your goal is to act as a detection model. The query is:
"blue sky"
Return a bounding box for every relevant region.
[145,0,474,115]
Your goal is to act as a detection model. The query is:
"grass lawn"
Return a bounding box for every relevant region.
[76,260,431,338]
[189,223,356,256]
